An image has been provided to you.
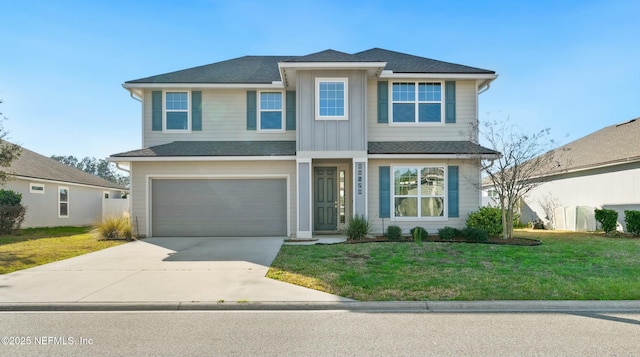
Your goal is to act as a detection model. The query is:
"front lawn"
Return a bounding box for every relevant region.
[0,227,127,274]
[267,230,640,300]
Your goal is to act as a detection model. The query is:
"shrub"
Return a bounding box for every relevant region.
[466,207,503,236]
[0,189,26,235]
[94,214,133,240]
[461,227,489,242]
[624,210,640,237]
[345,214,372,240]
[410,226,428,244]
[438,226,460,240]
[0,189,22,206]
[384,225,403,241]
[595,208,618,233]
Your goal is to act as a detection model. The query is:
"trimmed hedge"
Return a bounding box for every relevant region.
[624,210,640,237]
[595,208,618,233]
[385,225,403,241]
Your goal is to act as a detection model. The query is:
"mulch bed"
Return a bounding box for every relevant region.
[341,236,542,246]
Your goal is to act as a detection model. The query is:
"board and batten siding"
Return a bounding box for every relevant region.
[296,70,367,152]
[130,160,296,237]
[367,79,477,142]
[367,159,481,234]
[142,89,296,148]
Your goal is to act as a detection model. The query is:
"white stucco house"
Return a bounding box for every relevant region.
[110,48,499,238]
[5,145,128,228]
[485,117,640,231]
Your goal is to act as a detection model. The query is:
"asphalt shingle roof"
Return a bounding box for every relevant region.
[368,141,499,155]
[8,145,126,190]
[125,48,495,84]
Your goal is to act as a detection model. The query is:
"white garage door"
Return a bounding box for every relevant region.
[151,179,287,237]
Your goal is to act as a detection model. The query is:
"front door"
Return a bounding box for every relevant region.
[314,167,337,231]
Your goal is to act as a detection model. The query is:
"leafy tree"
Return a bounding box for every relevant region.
[51,155,129,187]
[471,118,564,239]
[0,100,23,185]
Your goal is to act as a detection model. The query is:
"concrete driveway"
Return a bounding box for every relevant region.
[0,237,350,303]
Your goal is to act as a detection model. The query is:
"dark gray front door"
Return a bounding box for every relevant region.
[314,167,337,231]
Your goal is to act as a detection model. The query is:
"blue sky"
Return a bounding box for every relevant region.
[1,0,639,159]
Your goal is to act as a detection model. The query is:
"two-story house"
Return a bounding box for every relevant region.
[111,48,498,238]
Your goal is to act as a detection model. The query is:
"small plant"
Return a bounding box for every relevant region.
[94,214,134,240]
[461,227,489,242]
[385,225,403,241]
[438,226,460,240]
[345,214,372,240]
[595,208,618,233]
[410,226,428,244]
[624,210,640,237]
[466,207,503,236]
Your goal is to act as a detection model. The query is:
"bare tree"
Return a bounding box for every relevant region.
[472,118,562,239]
[0,100,22,185]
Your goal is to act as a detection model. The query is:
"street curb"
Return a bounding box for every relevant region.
[1,300,639,312]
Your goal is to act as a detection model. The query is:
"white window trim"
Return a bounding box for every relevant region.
[103,191,110,199]
[315,77,348,121]
[58,186,69,218]
[29,183,45,194]
[390,164,448,221]
[389,81,445,126]
[258,90,285,132]
[163,89,191,132]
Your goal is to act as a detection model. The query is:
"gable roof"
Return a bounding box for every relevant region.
[542,117,640,175]
[125,48,495,84]
[7,145,126,190]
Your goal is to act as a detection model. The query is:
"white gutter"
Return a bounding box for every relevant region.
[123,82,285,89]
[108,155,297,163]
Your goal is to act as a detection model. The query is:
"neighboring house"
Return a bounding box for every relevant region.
[111,48,499,238]
[5,145,128,228]
[484,117,640,231]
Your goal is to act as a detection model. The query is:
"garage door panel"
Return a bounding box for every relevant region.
[152,179,287,237]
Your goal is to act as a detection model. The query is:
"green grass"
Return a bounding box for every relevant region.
[0,226,127,274]
[267,230,640,300]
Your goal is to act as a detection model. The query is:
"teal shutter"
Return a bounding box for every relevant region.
[246,90,257,130]
[286,91,296,130]
[152,91,162,131]
[379,166,391,218]
[377,81,388,123]
[192,91,202,131]
[445,81,456,124]
[448,166,459,217]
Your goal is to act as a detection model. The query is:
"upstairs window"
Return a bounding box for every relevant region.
[316,78,348,120]
[259,91,283,131]
[391,82,442,124]
[165,91,189,131]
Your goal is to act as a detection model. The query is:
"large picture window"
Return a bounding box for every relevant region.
[165,91,189,130]
[393,166,445,218]
[391,82,442,123]
[259,91,283,130]
[316,78,348,120]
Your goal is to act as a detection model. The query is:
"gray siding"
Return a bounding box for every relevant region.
[297,162,311,232]
[6,178,123,228]
[367,79,477,142]
[142,89,295,148]
[296,70,367,152]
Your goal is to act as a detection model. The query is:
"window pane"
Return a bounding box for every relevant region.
[393,103,415,122]
[420,167,445,195]
[392,83,415,101]
[394,168,418,195]
[166,92,188,110]
[166,112,189,130]
[421,197,444,217]
[260,92,282,110]
[59,188,68,202]
[260,112,282,129]
[395,197,417,217]
[418,103,441,122]
[418,83,441,101]
[60,202,68,216]
[318,81,345,117]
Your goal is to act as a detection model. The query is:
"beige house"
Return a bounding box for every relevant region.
[111,49,498,238]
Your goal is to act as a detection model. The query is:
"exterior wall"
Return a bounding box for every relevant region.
[368,159,481,235]
[367,79,477,142]
[296,70,367,152]
[142,89,296,148]
[130,160,297,237]
[523,162,640,231]
[6,178,124,228]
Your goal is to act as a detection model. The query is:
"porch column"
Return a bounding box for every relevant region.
[353,159,368,218]
[296,158,313,239]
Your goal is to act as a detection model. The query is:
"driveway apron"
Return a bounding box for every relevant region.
[0,237,350,303]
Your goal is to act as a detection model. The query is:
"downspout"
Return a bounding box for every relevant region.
[115,162,130,173]
[477,79,491,95]
[129,89,142,102]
